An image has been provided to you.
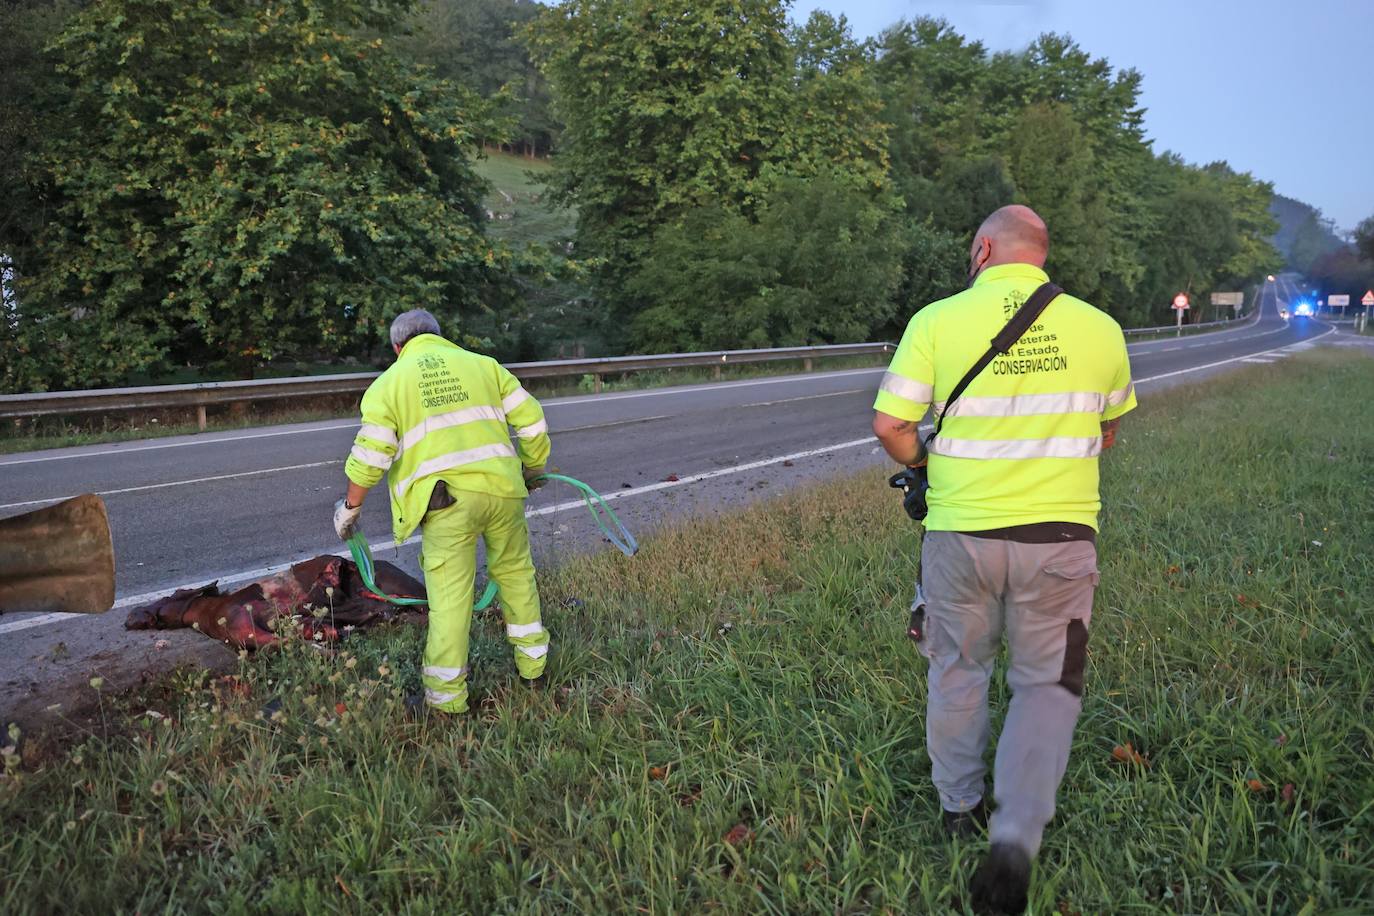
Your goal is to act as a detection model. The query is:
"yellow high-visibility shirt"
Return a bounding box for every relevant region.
[873,263,1136,532]
[345,334,551,543]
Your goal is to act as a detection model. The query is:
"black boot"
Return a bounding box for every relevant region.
[403,692,430,720]
[519,673,547,691]
[941,799,988,839]
[970,842,1031,915]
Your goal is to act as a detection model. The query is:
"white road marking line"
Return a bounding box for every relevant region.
[5,321,1338,634]
[537,366,886,408]
[0,367,893,467]
[8,435,881,629]
[558,415,672,434]
[0,460,343,512]
[742,389,868,408]
[0,612,90,636]
[525,436,876,520]
[0,422,364,468]
[1134,325,1335,386]
[0,314,1267,469]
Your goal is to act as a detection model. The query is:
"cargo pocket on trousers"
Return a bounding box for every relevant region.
[1036,554,1100,616]
[1040,554,1097,697]
[419,549,448,577]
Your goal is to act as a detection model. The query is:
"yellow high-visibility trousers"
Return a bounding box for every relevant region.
[418,489,548,713]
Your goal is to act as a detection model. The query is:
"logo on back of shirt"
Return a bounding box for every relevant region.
[1003,289,1027,319]
[416,353,470,408]
[993,287,1067,376]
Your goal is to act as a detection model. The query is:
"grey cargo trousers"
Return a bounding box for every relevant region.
[920,530,1099,856]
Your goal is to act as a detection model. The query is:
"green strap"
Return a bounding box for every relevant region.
[533,472,639,557]
[346,473,636,610]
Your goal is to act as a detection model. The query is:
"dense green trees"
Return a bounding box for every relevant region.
[869,23,1278,329]
[528,3,891,348]
[1303,211,1374,302]
[1,1,1295,393]
[398,0,558,155]
[3,0,506,391]
[627,175,902,351]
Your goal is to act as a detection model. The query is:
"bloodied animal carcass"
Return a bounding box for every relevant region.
[125,555,427,651]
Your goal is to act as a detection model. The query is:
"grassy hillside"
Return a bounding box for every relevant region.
[473,150,576,248]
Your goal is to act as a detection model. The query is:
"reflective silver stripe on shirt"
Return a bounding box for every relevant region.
[502,388,532,413]
[1107,381,1134,407]
[878,372,934,405]
[349,444,393,470]
[424,686,465,706]
[514,418,548,439]
[933,391,1107,419]
[506,621,544,638]
[517,643,549,659]
[422,665,468,682]
[398,405,507,454]
[930,435,1102,460]
[357,423,398,447]
[393,442,518,499]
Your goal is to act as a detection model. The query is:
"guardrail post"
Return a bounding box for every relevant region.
[803,357,813,372]
[594,373,603,394]
[713,364,722,381]
[196,404,207,431]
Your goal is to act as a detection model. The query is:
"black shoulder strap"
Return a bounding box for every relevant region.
[927,281,1063,444]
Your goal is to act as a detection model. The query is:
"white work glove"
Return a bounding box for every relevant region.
[523,465,548,491]
[333,498,362,542]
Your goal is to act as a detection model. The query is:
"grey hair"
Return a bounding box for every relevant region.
[390,309,441,349]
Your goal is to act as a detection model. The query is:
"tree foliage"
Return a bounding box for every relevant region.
[865,18,1281,329]
[627,175,903,351]
[2,0,507,392]
[528,2,890,345]
[399,0,558,155]
[1,3,1304,391]
[1303,210,1374,302]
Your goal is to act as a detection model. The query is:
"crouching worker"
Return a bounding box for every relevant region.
[333,309,552,714]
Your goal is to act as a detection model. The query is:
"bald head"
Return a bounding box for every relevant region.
[968,205,1049,278]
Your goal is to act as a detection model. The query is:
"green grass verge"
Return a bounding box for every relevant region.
[3,350,1373,913]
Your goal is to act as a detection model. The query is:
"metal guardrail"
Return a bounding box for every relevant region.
[0,342,896,429]
[0,306,1259,430]
[1121,313,1248,337]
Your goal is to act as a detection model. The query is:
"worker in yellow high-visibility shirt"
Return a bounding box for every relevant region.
[333,309,552,714]
[873,206,1136,915]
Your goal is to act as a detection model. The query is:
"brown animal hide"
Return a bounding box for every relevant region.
[125,556,427,651]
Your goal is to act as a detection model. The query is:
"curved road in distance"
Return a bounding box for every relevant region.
[0,271,1336,724]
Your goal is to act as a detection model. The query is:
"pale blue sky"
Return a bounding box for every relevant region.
[791,0,1374,234]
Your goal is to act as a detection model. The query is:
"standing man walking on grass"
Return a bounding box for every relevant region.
[333,309,552,715]
[872,206,1136,914]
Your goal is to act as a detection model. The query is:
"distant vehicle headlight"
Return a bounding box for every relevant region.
[1294,302,1314,317]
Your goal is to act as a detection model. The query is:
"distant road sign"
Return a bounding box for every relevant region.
[1328,294,1350,306]
[1172,293,1190,309]
[1210,292,1244,306]
[1363,290,1374,306]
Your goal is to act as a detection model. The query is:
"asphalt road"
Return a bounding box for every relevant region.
[0,272,1338,724]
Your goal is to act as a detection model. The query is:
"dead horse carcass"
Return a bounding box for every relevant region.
[124,555,427,651]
